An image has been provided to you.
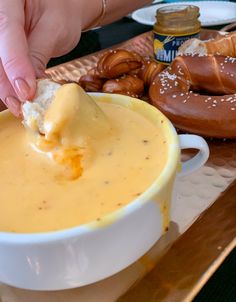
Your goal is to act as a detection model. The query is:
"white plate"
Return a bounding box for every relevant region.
[131,1,236,27]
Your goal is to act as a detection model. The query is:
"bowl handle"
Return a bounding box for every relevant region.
[178,134,209,177]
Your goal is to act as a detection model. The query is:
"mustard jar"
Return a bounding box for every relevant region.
[153,5,201,64]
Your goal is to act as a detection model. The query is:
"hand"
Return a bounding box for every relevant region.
[0,0,84,116]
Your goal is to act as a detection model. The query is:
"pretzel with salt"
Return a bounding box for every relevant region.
[149,55,236,138]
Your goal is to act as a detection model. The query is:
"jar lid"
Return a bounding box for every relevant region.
[156,5,200,20]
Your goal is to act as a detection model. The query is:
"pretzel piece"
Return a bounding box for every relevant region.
[149,55,236,138]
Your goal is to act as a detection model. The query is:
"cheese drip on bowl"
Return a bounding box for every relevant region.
[23,81,111,180]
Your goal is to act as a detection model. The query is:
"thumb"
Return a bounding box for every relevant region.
[0,0,36,101]
[28,15,82,78]
[27,20,58,79]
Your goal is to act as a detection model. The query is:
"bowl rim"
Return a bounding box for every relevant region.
[0,93,179,243]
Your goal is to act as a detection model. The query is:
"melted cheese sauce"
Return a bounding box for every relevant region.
[44,84,111,148]
[0,99,167,233]
[30,84,112,180]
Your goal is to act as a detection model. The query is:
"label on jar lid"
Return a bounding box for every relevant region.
[153,31,200,64]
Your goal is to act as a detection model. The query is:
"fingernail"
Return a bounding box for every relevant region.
[13,78,31,101]
[5,96,21,117]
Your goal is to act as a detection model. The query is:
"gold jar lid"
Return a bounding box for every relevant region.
[156,5,200,22]
[154,4,201,35]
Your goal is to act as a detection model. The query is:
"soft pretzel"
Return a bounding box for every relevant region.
[138,59,165,87]
[78,50,165,98]
[79,74,105,92]
[149,55,236,138]
[103,74,144,98]
[178,32,236,57]
[97,49,143,78]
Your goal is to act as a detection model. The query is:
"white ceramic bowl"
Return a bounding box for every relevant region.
[0,93,209,290]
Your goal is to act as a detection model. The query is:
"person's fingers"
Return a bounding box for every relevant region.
[27,13,81,77]
[27,22,60,77]
[27,19,56,78]
[4,96,21,117]
[0,60,21,116]
[29,48,50,79]
[0,0,36,101]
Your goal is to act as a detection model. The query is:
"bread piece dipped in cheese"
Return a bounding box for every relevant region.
[22,79,111,179]
[22,79,111,145]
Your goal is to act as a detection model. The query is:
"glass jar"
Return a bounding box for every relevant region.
[153,5,201,64]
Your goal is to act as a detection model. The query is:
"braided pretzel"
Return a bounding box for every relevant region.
[79,50,164,97]
[103,75,144,98]
[97,49,143,78]
[138,59,165,87]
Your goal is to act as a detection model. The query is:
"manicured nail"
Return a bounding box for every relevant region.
[13,78,31,101]
[5,96,21,117]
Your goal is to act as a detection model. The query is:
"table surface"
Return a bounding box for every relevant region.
[47,16,236,302]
